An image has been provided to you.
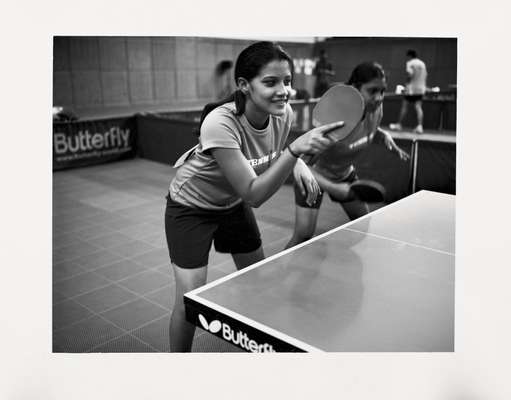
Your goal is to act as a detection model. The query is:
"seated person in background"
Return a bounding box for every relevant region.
[288,87,311,101]
[294,88,312,101]
[52,106,78,122]
[214,60,234,100]
[286,62,409,249]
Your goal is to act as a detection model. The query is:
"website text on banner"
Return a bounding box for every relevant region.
[53,117,137,170]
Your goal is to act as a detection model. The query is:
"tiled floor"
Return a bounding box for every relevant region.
[53,157,353,352]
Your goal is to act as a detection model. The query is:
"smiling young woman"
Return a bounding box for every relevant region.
[164,41,343,352]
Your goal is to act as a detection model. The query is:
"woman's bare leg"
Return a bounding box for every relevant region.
[169,263,207,352]
[232,246,265,270]
[285,206,320,249]
[342,199,371,220]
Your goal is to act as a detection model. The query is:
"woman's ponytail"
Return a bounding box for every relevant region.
[233,89,246,116]
[195,89,247,135]
[195,92,236,135]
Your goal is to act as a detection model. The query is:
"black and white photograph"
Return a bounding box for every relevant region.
[52,36,456,353]
[3,0,511,399]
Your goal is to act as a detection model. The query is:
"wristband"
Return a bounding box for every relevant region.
[286,144,300,158]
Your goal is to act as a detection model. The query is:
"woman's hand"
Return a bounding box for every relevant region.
[393,144,410,161]
[290,120,344,156]
[293,159,321,206]
[379,128,410,161]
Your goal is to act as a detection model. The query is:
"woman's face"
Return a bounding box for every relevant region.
[359,77,386,112]
[243,59,292,117]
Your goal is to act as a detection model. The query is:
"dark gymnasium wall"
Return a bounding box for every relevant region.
[53,36,456,118]
[53,37,313,118]
[315,37,457,92]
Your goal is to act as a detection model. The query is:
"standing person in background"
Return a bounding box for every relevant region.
[165,41,344,352]
[390,49,428,133]
[214,60,234,100]
[286,62,409,249]
[313,49,335,98]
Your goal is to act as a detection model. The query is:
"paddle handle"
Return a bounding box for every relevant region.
[300,128,338,166]
[302,153,318,166]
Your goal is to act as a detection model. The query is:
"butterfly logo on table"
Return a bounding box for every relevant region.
[198,314,222,333]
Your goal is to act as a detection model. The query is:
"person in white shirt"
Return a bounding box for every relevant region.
[390,49,428,133]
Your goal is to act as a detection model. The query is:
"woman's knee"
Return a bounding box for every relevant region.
[172,263,207,295]
[232,247,264,270]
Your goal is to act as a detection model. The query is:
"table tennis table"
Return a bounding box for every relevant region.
[184,190,455,352]
[389,131,456,193]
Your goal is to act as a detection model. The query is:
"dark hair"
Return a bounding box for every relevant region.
[346,62,386,89]
[406,49,417,58]
[197,41,293,132]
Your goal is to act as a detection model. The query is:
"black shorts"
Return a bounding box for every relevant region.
[164,195,262,269]
[404,94,423,103]
[294,168,358,209]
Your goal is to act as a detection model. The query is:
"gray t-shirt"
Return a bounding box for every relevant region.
[169,102,293,210]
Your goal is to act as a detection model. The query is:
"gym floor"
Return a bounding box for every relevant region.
[52,157,351,352]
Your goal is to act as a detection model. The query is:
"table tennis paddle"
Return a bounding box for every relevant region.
[302,84,365,165]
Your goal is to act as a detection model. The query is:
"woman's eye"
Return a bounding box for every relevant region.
[263,78,291,87]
